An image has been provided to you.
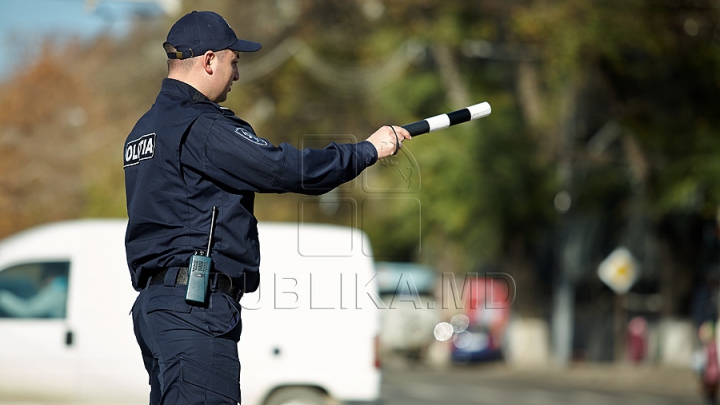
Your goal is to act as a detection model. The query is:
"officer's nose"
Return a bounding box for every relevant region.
[233,66,239,81]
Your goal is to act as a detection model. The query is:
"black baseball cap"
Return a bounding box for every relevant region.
[164,11,261,60]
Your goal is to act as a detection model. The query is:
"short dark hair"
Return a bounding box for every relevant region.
[163,42,192,73]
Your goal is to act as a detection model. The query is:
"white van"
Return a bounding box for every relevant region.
[0,219,380,405]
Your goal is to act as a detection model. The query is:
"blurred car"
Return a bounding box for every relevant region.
[375,262,440,362]
[0,219,381,405]
[451,325,504,364]
[449,276,511,365]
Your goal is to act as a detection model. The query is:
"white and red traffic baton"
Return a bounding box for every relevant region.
[401,102,492,136]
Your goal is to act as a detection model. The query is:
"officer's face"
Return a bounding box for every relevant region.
[212,50,240,103]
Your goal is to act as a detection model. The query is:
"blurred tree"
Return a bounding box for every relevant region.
[0,41,100,235]
[510,0,720,317]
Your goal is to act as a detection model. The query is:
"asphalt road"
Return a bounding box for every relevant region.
[380,364,706,405]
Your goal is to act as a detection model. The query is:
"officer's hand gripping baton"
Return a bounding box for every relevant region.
[401,102,491,136]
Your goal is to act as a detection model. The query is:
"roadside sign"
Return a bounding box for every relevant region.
[597,247,638,295]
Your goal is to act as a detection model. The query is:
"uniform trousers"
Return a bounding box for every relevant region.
[132,272,243,405]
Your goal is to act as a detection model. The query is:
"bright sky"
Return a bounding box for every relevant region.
[0,0,167,82]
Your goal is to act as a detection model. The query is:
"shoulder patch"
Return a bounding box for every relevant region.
[124,133,156,167]
[235,127,268,146]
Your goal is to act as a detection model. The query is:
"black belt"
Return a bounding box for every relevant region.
[150,268,243,301]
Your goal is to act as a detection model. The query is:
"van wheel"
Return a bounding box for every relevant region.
[263,387,334,405]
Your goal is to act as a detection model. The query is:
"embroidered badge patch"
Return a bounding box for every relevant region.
[124,133,156,167]
[235,127,268,146]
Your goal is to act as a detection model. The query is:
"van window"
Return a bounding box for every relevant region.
[0,261,70,319]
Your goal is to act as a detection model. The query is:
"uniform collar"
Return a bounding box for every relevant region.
[160,78,210,104]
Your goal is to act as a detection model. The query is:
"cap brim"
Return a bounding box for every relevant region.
[230,39,262,53]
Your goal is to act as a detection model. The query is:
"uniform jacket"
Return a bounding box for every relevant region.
[124,78,378,292]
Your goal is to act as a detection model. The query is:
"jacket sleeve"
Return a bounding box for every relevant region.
[203,116,378,195]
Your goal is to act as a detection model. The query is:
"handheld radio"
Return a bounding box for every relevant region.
[185,206,218,303]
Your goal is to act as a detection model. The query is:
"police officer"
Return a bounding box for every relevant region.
[124,10,410,405]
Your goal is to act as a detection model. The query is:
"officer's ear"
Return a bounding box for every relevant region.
[201,51,216,75]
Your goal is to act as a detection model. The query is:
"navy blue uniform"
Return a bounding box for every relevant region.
[124,78,377,404]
